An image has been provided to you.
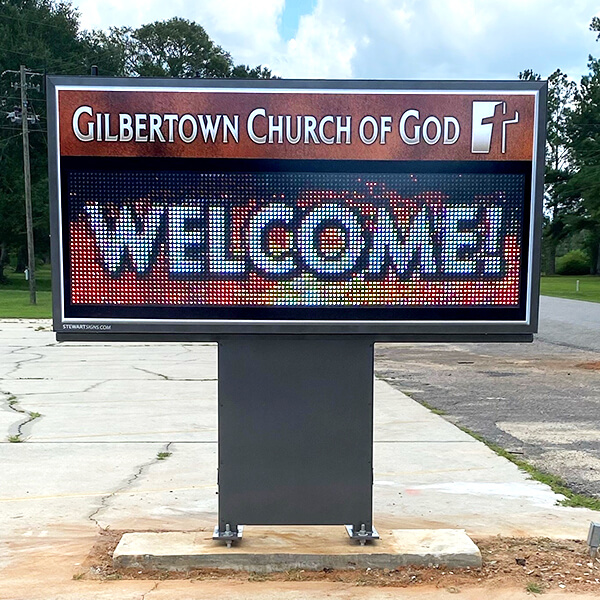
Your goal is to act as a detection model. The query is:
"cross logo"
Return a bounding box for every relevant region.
[471,101,519,154]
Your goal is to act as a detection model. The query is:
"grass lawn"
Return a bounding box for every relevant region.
[540,275,600,303]
[0,265,53,318]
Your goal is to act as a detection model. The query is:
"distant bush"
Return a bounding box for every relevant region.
[556,250,591,275]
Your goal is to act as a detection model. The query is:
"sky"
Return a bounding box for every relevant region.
[71,0,600,81]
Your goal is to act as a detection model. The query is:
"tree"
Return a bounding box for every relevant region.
[520,69,578,274]
[0,0,89,281]
[556,17,600,275]
[566,55,600,273]
[80,26,139,77]
[0,3,275,282]
[133,18,232,78]
[0,0,87,74]
[542,70,579,274]
[83,18,274,79]
[562,16,600,275]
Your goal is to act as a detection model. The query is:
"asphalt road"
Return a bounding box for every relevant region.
[375,296,600,499]
[537,295,600,352]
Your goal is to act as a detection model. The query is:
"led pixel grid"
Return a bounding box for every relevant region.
[65,168,526,314]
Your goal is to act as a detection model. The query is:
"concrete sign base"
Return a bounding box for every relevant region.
[113,527,482,572]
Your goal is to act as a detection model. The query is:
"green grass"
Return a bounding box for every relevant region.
[0,265,52,318]
[526,581,544,595]
[419,393,600,509]
[415,397,447,416]
[456,424,600,511]
[540,275,600,303]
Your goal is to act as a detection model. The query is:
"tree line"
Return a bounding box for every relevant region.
[520,17,600,276]
[2,0,600,281]
[0,0,272,282]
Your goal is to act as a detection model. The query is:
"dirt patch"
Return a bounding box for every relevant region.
[576,361,600,371]
[77,529,600,593]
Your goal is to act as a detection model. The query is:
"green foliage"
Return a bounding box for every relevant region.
[555,249,591,275]
[230,64,273,79]
[80,26,138,77]
[521,67,578,274]
[525,581,544,595]
[80,18,274,79]
[0,0,87,74]
[519,41,600,275]
[564,52,600,273]
[133,18,233,78]
[591,16,600,41]
[518,69,541,81]
[0,263,52,291]
[0,1,275,279]
[0,0,88,277]
[456,423,600,511]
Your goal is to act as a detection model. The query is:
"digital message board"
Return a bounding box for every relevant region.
[48,78,546,340]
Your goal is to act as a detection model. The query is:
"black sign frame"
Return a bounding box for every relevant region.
[48,77,546,342]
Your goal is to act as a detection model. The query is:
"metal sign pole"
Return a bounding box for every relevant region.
[214,335,378,545]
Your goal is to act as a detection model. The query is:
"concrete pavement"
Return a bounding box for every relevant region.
[1,319,599,599]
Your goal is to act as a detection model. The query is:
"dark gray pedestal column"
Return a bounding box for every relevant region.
[215,336,376,544]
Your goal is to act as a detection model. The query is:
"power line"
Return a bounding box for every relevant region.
[0,126,47,132]
[0,45,52,60]
[0,11,81,31]
[0,132,23,143]
[0,44,93,68]
[1,66,44,304]
[0,3,86,22]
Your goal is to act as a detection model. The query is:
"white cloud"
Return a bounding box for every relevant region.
[184,0,285,66]
[274,2,356,78]
[304,0,599,80]
[72,0,600,80]
[75,0,285,68]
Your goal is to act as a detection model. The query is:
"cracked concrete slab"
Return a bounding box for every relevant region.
[0,443,167,530]
[0,402,17,429]
[14,385,216,442]
[95,441,218,530]
[0,393,36,440]
[1,379,108,395]
[89,441,175,531]
[6,360,217,382]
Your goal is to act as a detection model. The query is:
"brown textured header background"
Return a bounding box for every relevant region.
[58,89,536,161]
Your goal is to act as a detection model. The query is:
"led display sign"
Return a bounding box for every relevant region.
[48,79,545,339]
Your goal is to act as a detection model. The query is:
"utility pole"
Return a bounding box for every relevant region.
[2,66,42,304]
[20,65,36,304]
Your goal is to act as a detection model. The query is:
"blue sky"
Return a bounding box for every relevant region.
[72,0,600,81]
[279,0,316,41]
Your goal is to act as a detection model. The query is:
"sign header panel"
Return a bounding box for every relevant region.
[58,89,536,161]
[48,78,545,339]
